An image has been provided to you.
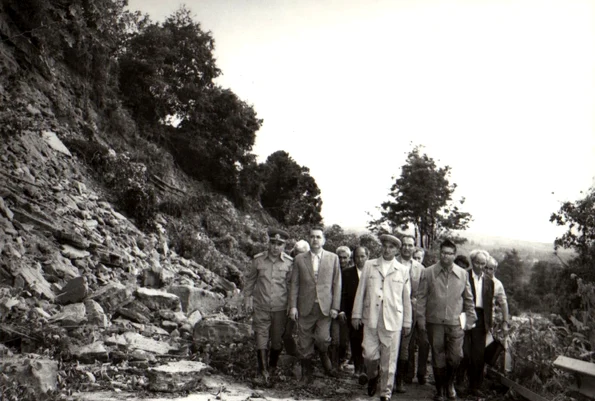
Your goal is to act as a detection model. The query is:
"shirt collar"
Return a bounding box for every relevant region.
[472,270,483,280]
[439,263,464,279]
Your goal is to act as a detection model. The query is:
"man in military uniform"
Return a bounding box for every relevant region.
[244,228,293,381]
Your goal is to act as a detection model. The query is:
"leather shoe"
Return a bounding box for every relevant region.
[418,375,427,385]
[380,397,390,401]
[358,372,369,385]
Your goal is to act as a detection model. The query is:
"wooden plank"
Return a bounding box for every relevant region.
[554,356,595,377]
[488,369,550,401]
[554,356,595,399]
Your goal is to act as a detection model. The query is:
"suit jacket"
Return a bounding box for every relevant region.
[351,258,412,331]
[289,250,341,317]
[397,256,425,311]
[340,266,361,318]
[468,269,494,331]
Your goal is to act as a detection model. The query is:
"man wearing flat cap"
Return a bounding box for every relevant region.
[244,227,293,382]
[351,234,412,401]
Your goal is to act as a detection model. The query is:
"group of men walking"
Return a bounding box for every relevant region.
[243,226,509,401]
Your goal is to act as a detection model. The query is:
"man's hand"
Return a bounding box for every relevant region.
[289,308,299,321]
[330,309,338,319]
[352,318,362,330]
[402,327,411,337]
[338,312,347,322]
[465,322,476,331]
[244,296,253,313]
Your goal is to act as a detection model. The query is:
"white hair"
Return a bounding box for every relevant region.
[336,246,352,257]
[469,249,490,263]
[294,240,310,254]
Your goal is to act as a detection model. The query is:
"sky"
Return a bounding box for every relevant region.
[127,0,595,244]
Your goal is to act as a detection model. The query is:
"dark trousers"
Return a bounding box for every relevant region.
[283,317,298,356]
[427,323,464,369]
[462,308,487,390]
[331,318,349,359]
[347,318,364,372]
[405,321,430,380]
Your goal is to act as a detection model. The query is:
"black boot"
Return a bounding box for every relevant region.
[258,349,270,382]
[446,364,457,400]
[432,366,447,401]
[329,345,340,372]
[256,350,263,376]
[269,348,282,373]
[395,359,408,393]
[299,359,313,385]
[320,349,338,377]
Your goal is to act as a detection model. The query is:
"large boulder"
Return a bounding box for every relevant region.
[56,276,87,305]
[147,361,208,392]
[0,356,58,393]
[84,299,108,327]
[167,285,223,314]
[136,287,180,311]
[193,318,252,345]
[90,282,133,315]
[50,302,86,326]
[105,331,177,355]
[69,341,109,363]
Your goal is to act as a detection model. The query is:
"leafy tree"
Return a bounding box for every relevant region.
[550,187,595,265]
[118,6,220,127]
[260,151,323,226]
[496,249,524,297]
[369,145,472,249]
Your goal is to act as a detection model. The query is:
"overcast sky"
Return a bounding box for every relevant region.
[127,0,595,244]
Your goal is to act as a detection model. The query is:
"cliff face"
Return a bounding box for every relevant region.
[0,5,269,400]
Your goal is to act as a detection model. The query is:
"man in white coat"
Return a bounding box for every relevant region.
[352,234,412,401]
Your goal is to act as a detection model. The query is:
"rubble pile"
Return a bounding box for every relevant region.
[0,130,253,398]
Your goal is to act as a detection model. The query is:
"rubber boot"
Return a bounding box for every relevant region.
[433,367,447,401]
[329,345,340,372]
[446,364,457,400]
[395,359,408,393]
[258,349,270,383]
[269,348,282,374]
[299,359,313,385]
[320,349,338,377]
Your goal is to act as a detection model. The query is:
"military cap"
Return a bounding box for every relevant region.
[379,234,402,248]
[268,228,289,243]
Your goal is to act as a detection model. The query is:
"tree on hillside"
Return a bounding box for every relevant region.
[118,7,262,199]
[119,6,220,127]
[550,187,595,265]
[260,151,323,226]
[368,145,472,249]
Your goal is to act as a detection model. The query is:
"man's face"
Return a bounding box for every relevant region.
[354,248,368,268]
[471,254,487,275]
[338,251,350,268]
[440,246,456,266]
[382,242,399,260]
[413,251,424,264]
[268,240,285,257]
[309,229,325,251]
[400,238,415,259]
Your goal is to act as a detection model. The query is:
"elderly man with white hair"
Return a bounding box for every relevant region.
[459,249,494,399]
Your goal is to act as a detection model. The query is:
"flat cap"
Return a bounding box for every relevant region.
[268,228,289,243]
[379,234,402,248]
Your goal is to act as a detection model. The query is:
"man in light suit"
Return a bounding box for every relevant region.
[289,226,342,383]
[352,234,412,401]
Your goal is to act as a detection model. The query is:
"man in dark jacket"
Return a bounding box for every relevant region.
[338,246,368,376]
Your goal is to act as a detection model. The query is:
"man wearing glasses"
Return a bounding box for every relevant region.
[417,239,476,401]
[244,228,294,382]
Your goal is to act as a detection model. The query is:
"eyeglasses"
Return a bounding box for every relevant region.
[441,251,456,256]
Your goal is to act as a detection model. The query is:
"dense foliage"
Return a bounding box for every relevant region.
[369,146,472,249]
[259,151,323,226]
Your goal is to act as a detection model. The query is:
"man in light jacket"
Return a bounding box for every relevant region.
[352,234,412,401]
